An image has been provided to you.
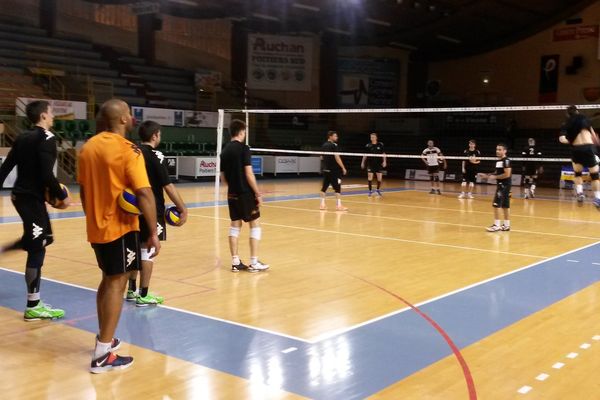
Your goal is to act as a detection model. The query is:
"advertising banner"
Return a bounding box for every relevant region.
[184,111,231,128]
[539,55,559,103]
[247,34,313,91]
[165,156,178,179]
[337,58,399,108]
[16,98,86,120]
[132,106,184,127]
[554,25,598,41]
[251,156,263,175]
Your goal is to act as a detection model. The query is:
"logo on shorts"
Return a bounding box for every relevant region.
[32,223,43,239]
[157,222,163,236]
[126,248,136,267]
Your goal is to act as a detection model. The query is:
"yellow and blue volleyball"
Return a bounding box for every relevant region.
[45,183,70,207]
[165,206,181,226]
[118,188,141,215]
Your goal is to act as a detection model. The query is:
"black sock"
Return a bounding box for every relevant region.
[27,299,40,308]
[368,180,372,191]
[140,287,149,297]
[377,180,381,190]
[128,279,137,292]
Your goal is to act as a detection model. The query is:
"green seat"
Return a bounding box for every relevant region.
[53,120,64,133]
[78,120,90,133]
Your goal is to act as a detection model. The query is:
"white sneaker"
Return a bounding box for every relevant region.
[486,225,501,232]
[467,193,474,199]
[248,261,269,272]
[458,193,465,199]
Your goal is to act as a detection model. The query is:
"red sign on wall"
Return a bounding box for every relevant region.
[553,25,599,41]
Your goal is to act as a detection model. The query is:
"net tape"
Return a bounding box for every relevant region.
[250,148,571,163]
[223,104,600,114]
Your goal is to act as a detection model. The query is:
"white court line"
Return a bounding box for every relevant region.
[189,213,546,260]
[263,204,600,240]
[580,343,591,349]
[281,347,298,354]
[567,260,581,263]
[517,386,532,394]
[307,240,600,343]
[340,198,600,225]
[535,373,549,381]
[566,352,578,359]
[593,335,600,341]
[552,362,565,369]
[0,267,312,344]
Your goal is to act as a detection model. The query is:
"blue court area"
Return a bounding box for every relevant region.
[2,241,599,398]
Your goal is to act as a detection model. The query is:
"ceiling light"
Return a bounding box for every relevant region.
[292,3,320,12]
[168,0,198,6]
[252,13,280,21]
[366,18,392,27]
[436,34,461,44]
[327,27,352,36]
[389,41,418,50]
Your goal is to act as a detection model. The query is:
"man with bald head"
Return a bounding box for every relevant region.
[78,99,160,373]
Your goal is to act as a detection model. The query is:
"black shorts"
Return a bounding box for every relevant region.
[12,194,53,252]
[139,213,167,242]
[321,170,342,193]
[92,231,141,276]
[427,165,440,174]
[228,192,260,222]
[572,144,598,168]
[366,163,384,173]
[462,168,477,183]
[493,182,511,209]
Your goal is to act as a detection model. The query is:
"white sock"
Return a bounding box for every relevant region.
[494,219,500,226]
[504,220,511,227]
[460,191,465,195]
[250,257,258,265]
[232,255,240,266]
[576,184,583,194]
[27,292,40,303]
[467,192,472,196]
[337,198,342,207]
[595,191,600,200]
[320,198,325,206]
[94,340,112,359]
[530,185,536,191]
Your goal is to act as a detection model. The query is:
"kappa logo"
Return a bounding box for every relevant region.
[44,130,54,140]
[157,222,163,236]
[126,248,136,267]
[32,223,43,239]
[153,150,165,163]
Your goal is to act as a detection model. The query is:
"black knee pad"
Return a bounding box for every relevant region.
[575,171,583,177]
[591,172,600,181]
[433,175,440,182]
[26,249,46,269]
[430,175,434,182]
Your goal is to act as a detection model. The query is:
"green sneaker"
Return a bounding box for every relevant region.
[24,302,65,321]
[125,290,138,301]
[135,293,164,307]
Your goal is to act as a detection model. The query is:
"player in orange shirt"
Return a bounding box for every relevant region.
[78,99,160,373]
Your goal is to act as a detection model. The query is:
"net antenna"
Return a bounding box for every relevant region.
[214,104,600,201]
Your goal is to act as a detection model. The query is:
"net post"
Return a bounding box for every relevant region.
[215,109,225,203]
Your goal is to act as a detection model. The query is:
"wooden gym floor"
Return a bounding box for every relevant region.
[1,178,600,399]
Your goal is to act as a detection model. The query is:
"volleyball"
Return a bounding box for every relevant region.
[165,206,181,226]
[45,183,70,208]
[118,188,141,215]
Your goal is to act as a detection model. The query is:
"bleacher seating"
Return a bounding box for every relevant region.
[0,21,142,106]
[0,71,47,114]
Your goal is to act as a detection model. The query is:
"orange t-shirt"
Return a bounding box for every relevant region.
[77,132,150,244]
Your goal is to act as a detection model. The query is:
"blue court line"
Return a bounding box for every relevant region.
[2,240,600,398]
[0,187,411,224]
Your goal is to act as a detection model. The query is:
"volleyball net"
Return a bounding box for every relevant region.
[214,104,600,197]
